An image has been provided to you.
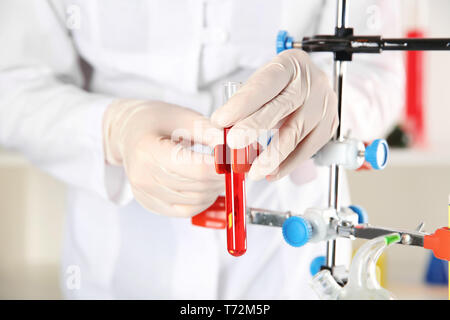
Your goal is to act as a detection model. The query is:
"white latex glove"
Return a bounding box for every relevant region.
[211,49,339,181]
[103,99,224,217]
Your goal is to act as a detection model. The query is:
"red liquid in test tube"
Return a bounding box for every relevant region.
[222,82,247,257]
[224,127,247,256]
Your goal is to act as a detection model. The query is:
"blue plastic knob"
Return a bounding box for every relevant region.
[276,30,294,54]
[310,256,326,276]
[365,139,389,170]
[348,205,369,224]
[282,216,312,247]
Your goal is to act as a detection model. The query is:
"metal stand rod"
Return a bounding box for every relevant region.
[325,0,347,271]
[336,0,347,29]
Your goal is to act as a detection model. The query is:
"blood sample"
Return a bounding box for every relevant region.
[222,82,247,256]
[224,126,247,256]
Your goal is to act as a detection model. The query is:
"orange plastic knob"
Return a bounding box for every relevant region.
[424,227,450,261]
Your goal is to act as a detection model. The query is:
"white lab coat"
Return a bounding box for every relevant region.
[0,0,404,299]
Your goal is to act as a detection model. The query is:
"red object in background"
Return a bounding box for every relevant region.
[191,196,226,229]
[405,30,426,146]
[424,227,450,261]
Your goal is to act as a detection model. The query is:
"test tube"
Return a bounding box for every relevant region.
[223,82,247,257]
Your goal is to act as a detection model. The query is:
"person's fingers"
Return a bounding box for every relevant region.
[166,110,224,148]
[131,186,175,216]
[125,149,223,194]
[226,52,312,149]
[133,134,222,182]
[145,183,222,206]
[226,89,303,149]
[132,165,223,205]
[124,102,223,148]
[211,50,311,128]
[266,109,339,182]
[150,163,225,192]
[132,184,221,217]
[248,84,336,181]
[123,130,225,215]
[172,200,220,218]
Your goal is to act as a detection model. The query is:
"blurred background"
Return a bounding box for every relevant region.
[0,0,449,299]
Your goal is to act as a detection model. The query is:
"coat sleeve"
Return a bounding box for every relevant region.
[310,0,405,141]
[0,0,132,204]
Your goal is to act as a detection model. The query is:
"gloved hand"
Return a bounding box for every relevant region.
[211,49,339,181]
[103,99,224,217]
